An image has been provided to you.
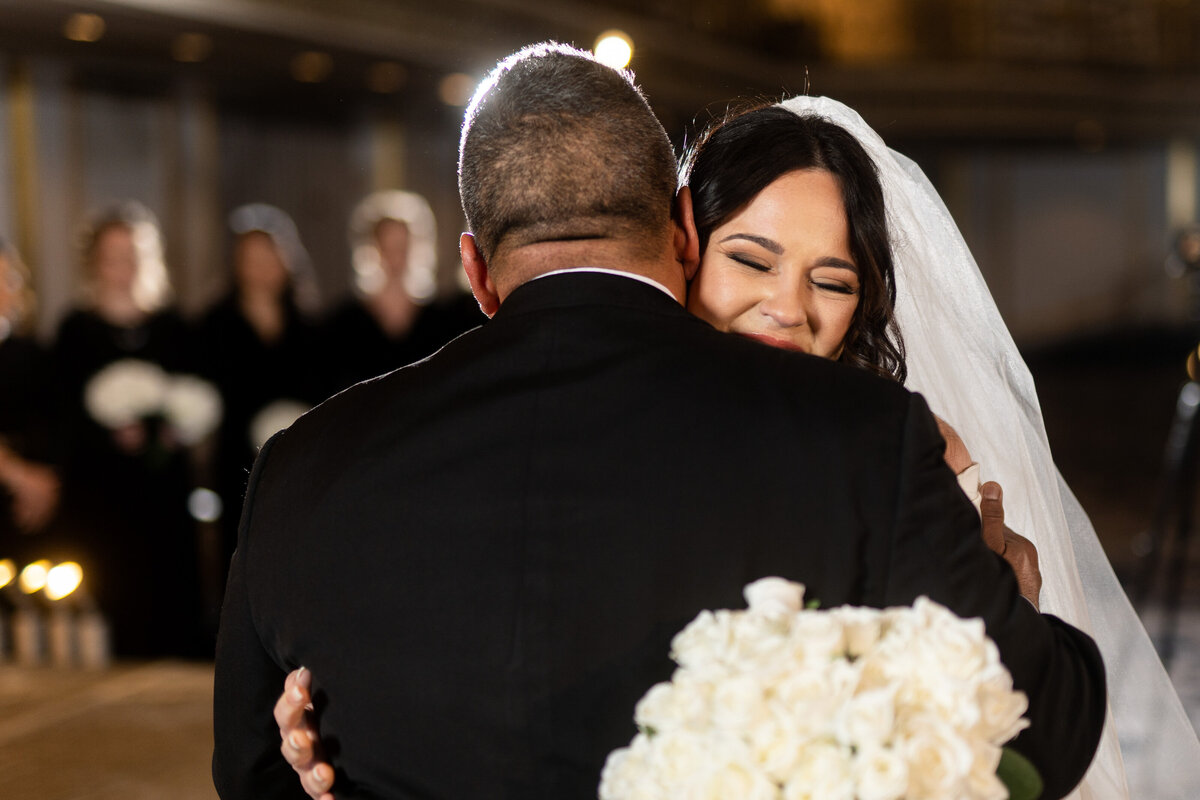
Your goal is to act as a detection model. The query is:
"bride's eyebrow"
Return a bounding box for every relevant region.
[816,256,858,275]
[719,233,782,254]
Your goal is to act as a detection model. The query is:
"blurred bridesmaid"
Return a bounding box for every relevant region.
[324,190,482,392]
[53,201,206,657]
[196,204,323,575]
[0,237,59,560]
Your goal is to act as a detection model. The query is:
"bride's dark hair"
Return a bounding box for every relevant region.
[679,104,906,383]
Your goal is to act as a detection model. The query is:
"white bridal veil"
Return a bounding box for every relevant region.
[777,95,1200,799]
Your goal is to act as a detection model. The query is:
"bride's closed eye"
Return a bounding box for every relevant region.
[811,278,859,296]
[727,253,772,272]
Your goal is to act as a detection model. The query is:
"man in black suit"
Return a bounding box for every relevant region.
[213,43,1104,800]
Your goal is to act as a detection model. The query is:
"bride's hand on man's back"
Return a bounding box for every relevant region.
[276,667,335,800]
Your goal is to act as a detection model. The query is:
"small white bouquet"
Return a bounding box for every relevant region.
[248,399,311,450]
[600,578,1040,800]
[84,359,222,447]
[84,358,169,429]
[162,375,224,446]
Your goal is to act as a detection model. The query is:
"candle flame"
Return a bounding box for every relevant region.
[18,559,52,594]
[45,562,84,601]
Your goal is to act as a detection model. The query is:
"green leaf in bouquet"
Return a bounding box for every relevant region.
[997,747,1043,800]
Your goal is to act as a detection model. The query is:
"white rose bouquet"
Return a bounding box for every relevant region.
[84,359,222,450]
[161,375,223,446]
[248,399,311,450]
[600,578,1041,800]
[84,359,170,429]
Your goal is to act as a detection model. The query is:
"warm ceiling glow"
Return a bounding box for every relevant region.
[18,559,52,594]
[438,73,475,107]
[291,51,334,83]
[0,558,15,589]
[367,61,408,94]
[64,13,106,43]
[172,32,213,63]
[45,562,84,601]
[594,30,633,69]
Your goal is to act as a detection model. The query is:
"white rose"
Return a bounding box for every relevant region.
[975,677,1030,744]
[900,715,974,800]
[728,610,794,679]
[84,359,168,428]
[897,673,981,733]
[599,744,640,800]
[912,601,989,683]
[772,660,858,737]
[965,740,1007,800]
[600,734,666,800]
[748,714,803,783]
[857,639,913,692]
[711,673,767,732]
[744,577,804,619]
[853,745,908,800]
[162,374,223,445]
[671,610,729,670]
[667,671,714,730]
[787,609,846,663]
[783,740,854,800]
[835,686,896,750]
[644,728,711,788]
[832,606,883,658]
[691,756,776,800]
[633,682,677,734]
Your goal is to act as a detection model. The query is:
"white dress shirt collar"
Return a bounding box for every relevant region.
[534,267,677,302]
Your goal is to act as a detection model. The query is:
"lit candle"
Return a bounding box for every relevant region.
[45,562,84,667]
[0,558,15,662]
[12,560,50,666]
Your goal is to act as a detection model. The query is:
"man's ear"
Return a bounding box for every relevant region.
[460,233,500,318]
[672,186,701,281]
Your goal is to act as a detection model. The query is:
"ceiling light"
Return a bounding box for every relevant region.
[64,13,106,43]
[438,73,475,107]
[594,30,633,70]
[172,32,213,63]
[291,51,333,84]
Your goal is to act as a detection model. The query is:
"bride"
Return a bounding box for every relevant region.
[275,95,1197,799]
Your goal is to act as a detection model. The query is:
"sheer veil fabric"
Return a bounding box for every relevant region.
[776,95,1200,798]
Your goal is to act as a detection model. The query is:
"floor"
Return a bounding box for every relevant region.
[0,661,216,800]
[3,326,1200,799]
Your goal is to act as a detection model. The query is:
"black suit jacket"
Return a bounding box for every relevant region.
[213,272,1104,799]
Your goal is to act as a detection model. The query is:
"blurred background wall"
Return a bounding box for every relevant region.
[3,0,1200,344]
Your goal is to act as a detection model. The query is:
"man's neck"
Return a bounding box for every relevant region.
[490,238,686,305]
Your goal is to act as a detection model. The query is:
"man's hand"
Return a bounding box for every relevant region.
[980,481,1042,609]
[275,667,335,800]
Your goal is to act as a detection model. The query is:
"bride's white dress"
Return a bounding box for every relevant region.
[779,95,1200,799]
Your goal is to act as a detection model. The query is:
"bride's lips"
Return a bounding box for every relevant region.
[737,332,808,353]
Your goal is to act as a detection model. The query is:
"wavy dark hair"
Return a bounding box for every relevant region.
[680,104,906,383]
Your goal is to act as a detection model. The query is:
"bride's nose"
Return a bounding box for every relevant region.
[759,285,808,328]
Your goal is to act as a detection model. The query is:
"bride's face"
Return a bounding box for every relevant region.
[686,169,860,359]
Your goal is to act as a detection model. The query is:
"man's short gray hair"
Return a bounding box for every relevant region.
[458,42,678,263]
